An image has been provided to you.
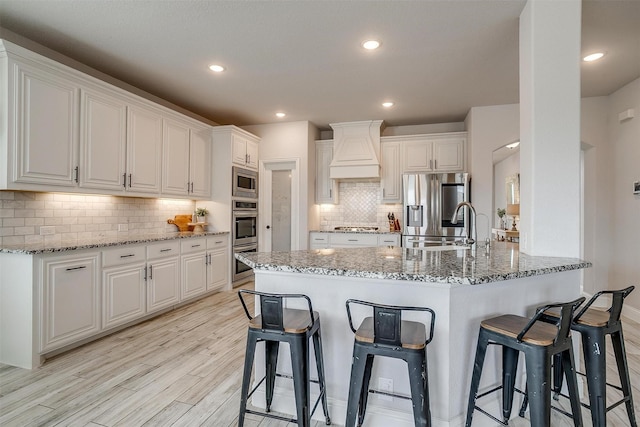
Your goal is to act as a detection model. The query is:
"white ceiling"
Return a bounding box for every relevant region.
[0,0,638,130]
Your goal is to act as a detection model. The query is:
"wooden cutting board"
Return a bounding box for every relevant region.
[167,214,194,232]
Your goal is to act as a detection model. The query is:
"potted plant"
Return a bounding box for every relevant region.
[195,207,209,223]
[496,208,506,230]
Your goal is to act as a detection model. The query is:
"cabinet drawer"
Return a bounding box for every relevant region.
[331,233,378,246]
[378,234,401,246]
[310,233,329,244]
[147,240,180,260]
[181,237,207,254]
[103,245,146,267]
[207,235,229,250]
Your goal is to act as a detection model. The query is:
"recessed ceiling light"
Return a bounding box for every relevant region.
[382,102,394,108]
[583,52,605,62]
[275,112,286,118]
[362,40,381,50]
[208,64,225,72]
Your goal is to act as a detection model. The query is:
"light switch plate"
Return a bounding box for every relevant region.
[634,181,639,195]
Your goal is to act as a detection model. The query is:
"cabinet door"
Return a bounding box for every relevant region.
[102,262,146,330]
[381,141,401,203]
[245,139,259,169]
[41,253,100,352]
[181,252,207,300]
[147,257,180,313]
[162,118,191,196]
[433,137,465,171]
[309,232,330,249]
[80,88,127,191]
[315,141,338,204]
[207,249,228,292]
[189,128,212,198]
[127,104,162,194]
[231,134,248,165]
[403,139,433,172]
[14,62,79,186]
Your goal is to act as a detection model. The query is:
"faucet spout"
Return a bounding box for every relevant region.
[451,201,477,245]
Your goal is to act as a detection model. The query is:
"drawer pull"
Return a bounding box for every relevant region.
[215,240,223,244]
[348,239,358,242]
[65,266,87,271]
[120,254,136,258]
[160,248,172,252]
[191,244,201,248]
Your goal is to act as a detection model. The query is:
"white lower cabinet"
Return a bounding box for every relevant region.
[41,252,100,353]
[181,238,208,300]
[102,261,146,330]
[207,236,229,291]
[146,241,180,313]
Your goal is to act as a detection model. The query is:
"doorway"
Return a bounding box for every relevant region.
[259,159,300,252]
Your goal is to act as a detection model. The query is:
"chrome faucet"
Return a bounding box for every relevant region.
[451,201,477,246]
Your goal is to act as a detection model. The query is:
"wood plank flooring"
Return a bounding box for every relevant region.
[0,282,638,426]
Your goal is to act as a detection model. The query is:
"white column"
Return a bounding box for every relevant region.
[519,0,582,257]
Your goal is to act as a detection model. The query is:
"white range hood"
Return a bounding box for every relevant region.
[329,120,384,179]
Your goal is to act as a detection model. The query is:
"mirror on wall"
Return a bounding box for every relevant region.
[492,141,520,228]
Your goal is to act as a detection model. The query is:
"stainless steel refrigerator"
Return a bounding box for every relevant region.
[402,173,470,247]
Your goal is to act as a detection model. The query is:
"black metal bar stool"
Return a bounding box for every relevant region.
[465,297,585,427]
[237,290,331,427]
[521,285,637,427]
[344,299,436,427]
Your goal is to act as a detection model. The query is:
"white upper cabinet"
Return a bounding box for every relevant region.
[401,132,466,173]
[80,87,127,191]
[162,117,212,198]
[126,103,163,195]
[232,133,259,170]
[380,140,401,203]
[315,140,338,204]
[11,59,79,187]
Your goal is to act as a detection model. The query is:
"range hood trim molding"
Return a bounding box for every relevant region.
[329,120,384,180]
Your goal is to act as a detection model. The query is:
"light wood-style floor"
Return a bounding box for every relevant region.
[1,282,638,426]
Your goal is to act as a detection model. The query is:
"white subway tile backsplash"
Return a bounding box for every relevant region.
[0,191,196,245]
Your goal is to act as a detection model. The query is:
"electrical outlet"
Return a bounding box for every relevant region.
[118,223,129,232]
[40,226,56,236]
[378,378,393,401]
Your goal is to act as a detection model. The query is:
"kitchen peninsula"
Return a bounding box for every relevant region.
[236,242,591,427]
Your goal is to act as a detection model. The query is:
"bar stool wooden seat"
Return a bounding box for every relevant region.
[237,290,331,427]
[345,299,436,427]
[465,297,585,427]
[522,286,637,427]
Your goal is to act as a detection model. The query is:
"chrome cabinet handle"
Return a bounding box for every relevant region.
[65,265,87,271]
[149,265,153,280]
[120,254,135,258]
[74,166,79,183]
[348,239,358,242]
[191,244,201,248]
[160,248,172,253]
[128,174,132,188]
[123,173,127,188]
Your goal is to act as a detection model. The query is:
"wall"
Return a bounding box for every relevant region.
[242,121,318,251]
[607,78,640,312]
[0,191,195,246]
[318,182,403,231]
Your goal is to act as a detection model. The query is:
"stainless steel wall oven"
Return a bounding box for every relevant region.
[233,243,257,283]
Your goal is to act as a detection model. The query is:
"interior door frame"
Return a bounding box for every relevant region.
[259,158,300,252]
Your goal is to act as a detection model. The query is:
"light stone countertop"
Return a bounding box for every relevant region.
[0,231,229,255]
[235,241,591,285]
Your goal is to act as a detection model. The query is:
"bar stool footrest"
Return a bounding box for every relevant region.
[473,385,526,424]
[245,408,297,424]
[368,388,412,401]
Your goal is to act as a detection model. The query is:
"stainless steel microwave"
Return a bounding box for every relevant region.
[232,166,258,199]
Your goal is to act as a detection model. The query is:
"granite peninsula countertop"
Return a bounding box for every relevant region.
[235,242,591,285]
[0,231,229,255]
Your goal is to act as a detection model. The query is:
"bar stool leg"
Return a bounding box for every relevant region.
[465,330,490,427]
[581,330,607,427]
[357,354,374,426]
[291,336,310,427]
[346,345,368,427]
[611,329,638,427]
[239,333,258,427]
[561,348,583,427]
[407,350,430,427]
[265,340,279,412]
[524,349,552,427]
[502,346,520,422]
[552,352,564,399]
[312,326,331,424]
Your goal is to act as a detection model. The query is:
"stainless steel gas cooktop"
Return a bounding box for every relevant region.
[333,226,379,232]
